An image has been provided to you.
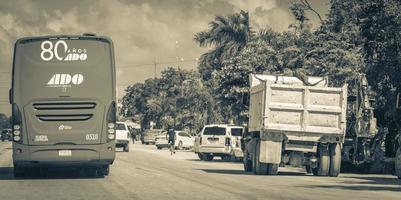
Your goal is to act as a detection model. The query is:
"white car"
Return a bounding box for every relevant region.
[194,124,244,161]
[155,130,194,150]
[115,122,130,152]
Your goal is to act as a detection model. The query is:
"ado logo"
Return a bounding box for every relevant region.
[47,74,84,87]
[40,40,87,61]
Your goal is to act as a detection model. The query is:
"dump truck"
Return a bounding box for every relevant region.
[242,74,347,176]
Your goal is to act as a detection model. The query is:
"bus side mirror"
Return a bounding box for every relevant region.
[8,88,13,104]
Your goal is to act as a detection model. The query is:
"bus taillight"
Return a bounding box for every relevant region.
[12,105,22,143]
[107,102,116,141]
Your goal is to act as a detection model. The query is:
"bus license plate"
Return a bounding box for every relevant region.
[58,150,72,157]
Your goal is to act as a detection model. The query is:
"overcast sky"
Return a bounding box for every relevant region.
[0,0,330,114]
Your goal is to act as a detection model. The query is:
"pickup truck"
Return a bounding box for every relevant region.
[115,122,130,152]
[141,129,163,145]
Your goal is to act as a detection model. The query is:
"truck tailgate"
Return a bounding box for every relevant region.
[249,81,347,142]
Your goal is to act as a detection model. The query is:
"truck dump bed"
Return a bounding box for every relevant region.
[248,74,347,143]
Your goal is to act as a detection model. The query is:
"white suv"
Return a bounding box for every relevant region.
[115,122,130,152]
[194,124,244,161]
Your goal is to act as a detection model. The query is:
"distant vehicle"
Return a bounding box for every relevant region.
[10,34,116,177]
[242,74,347,176]
[194,124,244,161]
[155,130,194,150]
[1,129,12,141]
[142,129,163,145]
[115,122,130,152]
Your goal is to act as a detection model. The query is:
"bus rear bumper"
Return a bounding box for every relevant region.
[12,142,115,168]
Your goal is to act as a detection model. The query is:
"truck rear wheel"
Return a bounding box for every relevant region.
[243,155,253,172]
[254,140,268,175]
[396,147,401,179]
[313,145,330,176]
[329,143,341,177]
[267,163,278,175]
[243,147,252,172]
[305,165,313,174]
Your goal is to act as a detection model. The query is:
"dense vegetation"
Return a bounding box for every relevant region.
[121,0,401,134]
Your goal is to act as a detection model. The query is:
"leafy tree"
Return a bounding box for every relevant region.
[121,68,216,133]
[194,10,253,84]
[0,113,11,131]
[193,2,366,124]
[358,1,401,111]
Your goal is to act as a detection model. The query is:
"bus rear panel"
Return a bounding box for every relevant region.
[11,35,116,174]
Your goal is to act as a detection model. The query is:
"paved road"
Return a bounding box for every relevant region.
[0,141,400,200]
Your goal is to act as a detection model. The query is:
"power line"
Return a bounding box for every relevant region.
[117,58,198,69]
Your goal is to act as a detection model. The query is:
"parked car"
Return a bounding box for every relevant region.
[115,122,130,152]
[1,129,12,142]
[155,130,194,150]
[194,124,244,161]
[141,129,163,145]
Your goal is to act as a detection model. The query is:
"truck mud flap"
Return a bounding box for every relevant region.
[259,140,282,164]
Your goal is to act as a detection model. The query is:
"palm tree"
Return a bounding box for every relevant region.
[194,10,253,79]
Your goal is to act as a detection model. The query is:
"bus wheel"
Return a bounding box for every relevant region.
[13,165,25,178]
[313,145,330,176]
[396,147,401,179]
[84,168,98,177]
[98,165,110,177]
[329,143,341,177]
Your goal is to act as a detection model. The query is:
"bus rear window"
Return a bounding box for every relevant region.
[231,128,243,136]
[203,127,226,135]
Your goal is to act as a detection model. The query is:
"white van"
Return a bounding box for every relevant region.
[194,124,244,161]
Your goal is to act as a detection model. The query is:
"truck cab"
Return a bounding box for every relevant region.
[195,124,244,161]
